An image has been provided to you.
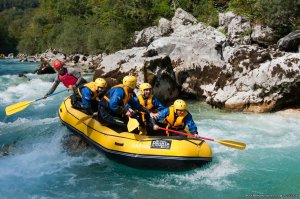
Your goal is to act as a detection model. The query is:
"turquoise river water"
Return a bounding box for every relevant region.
[0,59,299,199]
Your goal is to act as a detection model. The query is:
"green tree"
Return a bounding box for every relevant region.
[256,0,300,36]
[6,0,299,55]
[229,0,259,23]
[0,0,39,11]
[0,7,35,54]
[52,17,87,54]
[192,0,219,27]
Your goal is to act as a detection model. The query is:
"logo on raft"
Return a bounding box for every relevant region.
[151,140,171,149]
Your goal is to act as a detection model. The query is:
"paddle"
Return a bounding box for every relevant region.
[5,89,67,116]
[127,116,139,132]
[158,127,246,150]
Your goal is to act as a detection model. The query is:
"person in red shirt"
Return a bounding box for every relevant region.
[43,60,86,98]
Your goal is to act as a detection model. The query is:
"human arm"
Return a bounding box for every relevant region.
[151,107,167,129]
[152,97,165,111]
[108,88,127,114]
[81,87,93,114]
[125,96,137,110]
[156,107,169,121]
[184,113,198,134]
[44,76,60,97]
[152,107,170,130]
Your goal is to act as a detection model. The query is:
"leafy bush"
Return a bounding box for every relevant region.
[1,0,299,54]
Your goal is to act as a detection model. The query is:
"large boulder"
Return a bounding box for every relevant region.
[219,12,235,30]
[219,12,251,45]
[219,12,275,46]
[158,18,172,36]
[277,30,300,52]
[251,25,275,46]
[36,60,55,74]
[134,26,163,47]
[94,47,178,102]
[171,8,197,30]
[205,45,300,112]
[147,21,227,98]
[40,48,66,64]
[95,8,227,102]
[93,8,300,112]
[7,53,14,58]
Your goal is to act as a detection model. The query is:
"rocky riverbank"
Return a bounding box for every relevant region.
[15,8,300,113]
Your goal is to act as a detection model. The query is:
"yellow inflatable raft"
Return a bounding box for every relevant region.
[58,97,212,170]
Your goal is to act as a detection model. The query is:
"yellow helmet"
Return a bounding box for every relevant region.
[94,78,107,88]
[123,75,137,89]
[139,83,152,95]
[173,99,187,111]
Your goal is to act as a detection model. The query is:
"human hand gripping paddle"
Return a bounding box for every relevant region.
[5,89,68,116]
[157,127,246,150]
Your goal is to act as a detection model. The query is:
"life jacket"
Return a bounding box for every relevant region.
[103,84,132,106]
[164,106,188,136]
[138,95,156,124]
[58,68,78,88]
[138,95,154,110]
[77,82,98,100]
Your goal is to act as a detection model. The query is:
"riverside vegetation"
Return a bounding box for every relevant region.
[0,0,299,55]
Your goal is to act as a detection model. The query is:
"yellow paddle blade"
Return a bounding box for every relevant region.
[214,140,246,150]
[76,115,92,125]
[5,100,35,116]
[127,117,139,132]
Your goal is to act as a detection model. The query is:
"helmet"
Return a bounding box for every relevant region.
[173,99,187,111]
[53,60,63,69]
[123,75,137,89]
[139,83,152,95]
[94,78,107,88]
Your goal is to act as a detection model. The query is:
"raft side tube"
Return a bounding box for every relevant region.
[58,97,212,170]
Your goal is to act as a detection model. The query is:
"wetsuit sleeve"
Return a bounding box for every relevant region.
[125,103,132,110]
[157,107,169,121]
[152,97,165,111]
[67,68,86,87]
[184,113,198,133]
[126,96,137,110]
[46,76,60,95]
[109,88,126,114]
[81,88,92,107]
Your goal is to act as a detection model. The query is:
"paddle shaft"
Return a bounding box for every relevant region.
[21,89,68,105]
[158,127,213,140]
[158,127,246,150]
[42,89,68,101]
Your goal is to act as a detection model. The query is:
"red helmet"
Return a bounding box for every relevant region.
[53,60,63,69]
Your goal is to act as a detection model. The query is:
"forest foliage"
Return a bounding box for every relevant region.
[0,0,299,55]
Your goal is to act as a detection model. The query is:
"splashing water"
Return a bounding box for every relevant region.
[0,59,299,198]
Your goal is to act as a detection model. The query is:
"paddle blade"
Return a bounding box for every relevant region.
[127,117,139,132]
[76,115,92,125]
[5,100,35,116]
[215,140,246,150]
